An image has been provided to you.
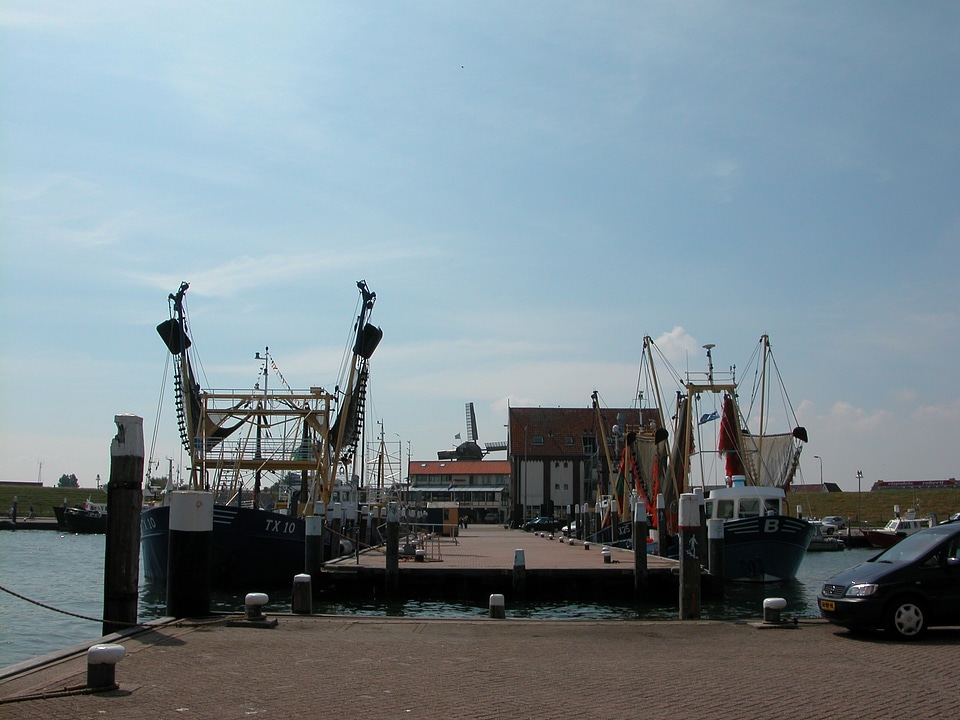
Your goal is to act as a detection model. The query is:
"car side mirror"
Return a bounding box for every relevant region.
[947,556,960,567]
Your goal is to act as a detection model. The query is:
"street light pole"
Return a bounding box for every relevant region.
[813,455,823,488]
[857,470,863,528]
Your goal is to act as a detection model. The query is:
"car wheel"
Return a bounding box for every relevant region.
[884,598,927,640]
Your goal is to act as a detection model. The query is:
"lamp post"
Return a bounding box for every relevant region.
[813,455,823,488]
[857,470,863,528]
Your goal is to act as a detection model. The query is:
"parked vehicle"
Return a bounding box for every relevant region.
[821,516,846,532]
[522,516,560,532]
[483,511,500,524]
[818,522,960,639]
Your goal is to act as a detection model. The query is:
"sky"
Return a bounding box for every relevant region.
[1,2,958,493]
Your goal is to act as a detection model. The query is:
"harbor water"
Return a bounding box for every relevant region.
[0,529,875,668]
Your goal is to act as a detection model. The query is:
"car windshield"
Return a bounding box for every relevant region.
[871,526,958,564]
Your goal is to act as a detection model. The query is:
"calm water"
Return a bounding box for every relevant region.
[0,530,876,668]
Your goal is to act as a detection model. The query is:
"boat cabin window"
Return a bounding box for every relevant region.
[763,498,781,515]
[711,499,735,520]
[738,498,761,518]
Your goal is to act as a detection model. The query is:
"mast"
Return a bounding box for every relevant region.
[322,280,381,506]
[756,334,769,487]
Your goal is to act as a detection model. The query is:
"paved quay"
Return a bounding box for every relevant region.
[322,524,681,601]
[2,614,958,719]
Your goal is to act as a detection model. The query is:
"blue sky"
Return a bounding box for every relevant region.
[2,2,958,494]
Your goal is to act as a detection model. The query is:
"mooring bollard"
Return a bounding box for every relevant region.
[87,643,125,689]
[292,574,312,615]
[584,541,590,550]
[489,593,505,619]
[245,592,269,621]
[763,597,787,624]
[415,548,426,562]
[601,547,611,563]
[656,493,668,558]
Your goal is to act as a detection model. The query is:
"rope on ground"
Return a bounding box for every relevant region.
[0,683,117,705]
[0,582,145,628]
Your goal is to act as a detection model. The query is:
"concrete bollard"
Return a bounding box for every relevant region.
[292,574,312,614]
[87,643,126,689]
[489,593,505,619]
[245,592,269,621]
[763,597,787,624]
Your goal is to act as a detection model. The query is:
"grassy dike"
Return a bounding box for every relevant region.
[0,486,109,518]
[2,485,958,527]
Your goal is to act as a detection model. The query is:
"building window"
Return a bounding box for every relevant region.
[582,436,597,454]
[533,435,544,445]
[566,436,574,445]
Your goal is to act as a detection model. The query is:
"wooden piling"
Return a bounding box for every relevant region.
[633,503,649,597]
[305,502,324,578]
[385,502,399,597]
[707,517,725,598]
[656,493,668,558]
[678,493,701,619]
[102,414,144,636]
[166,490,213,618]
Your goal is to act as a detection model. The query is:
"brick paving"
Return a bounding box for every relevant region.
[2,614,959,719]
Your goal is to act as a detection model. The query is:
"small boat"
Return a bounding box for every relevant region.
[864,511,931,549]
[57,499,108,534]
[141,280,381,588]
[807,521,845,552]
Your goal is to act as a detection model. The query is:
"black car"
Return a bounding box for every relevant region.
[818,522,960,639]
[522,516,560,532]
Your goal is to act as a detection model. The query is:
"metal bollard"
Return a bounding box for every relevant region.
[489,593,505,619]
[245,592,269,621]
[87,643,125,689]
[763,597,787,624]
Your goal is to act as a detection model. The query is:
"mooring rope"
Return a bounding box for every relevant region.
[0,582,144,628]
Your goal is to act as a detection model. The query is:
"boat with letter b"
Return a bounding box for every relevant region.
[629,335,813,581]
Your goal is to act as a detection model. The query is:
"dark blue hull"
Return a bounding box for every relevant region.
[141,504,306,589]
[723,515,813,582]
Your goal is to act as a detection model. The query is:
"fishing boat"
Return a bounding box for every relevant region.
[630,335,813,581]
[60,499,108,534]
[141,280,381,589]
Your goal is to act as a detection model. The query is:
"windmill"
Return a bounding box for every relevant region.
[437,402,507,461]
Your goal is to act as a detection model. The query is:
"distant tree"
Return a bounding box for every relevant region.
[57,474,80,488]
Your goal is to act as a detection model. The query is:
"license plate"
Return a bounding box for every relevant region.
[819,599,835,612]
